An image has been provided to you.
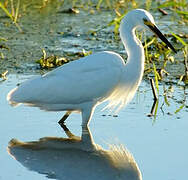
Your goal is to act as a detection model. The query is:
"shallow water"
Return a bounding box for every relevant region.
[1,74,188,180]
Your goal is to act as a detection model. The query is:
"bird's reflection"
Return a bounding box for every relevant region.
[8,125,142,180]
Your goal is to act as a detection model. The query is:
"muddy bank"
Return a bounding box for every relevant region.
[0,2,115,74]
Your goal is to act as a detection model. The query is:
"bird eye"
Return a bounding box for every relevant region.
[143,18,149,24]
[143,18,147,22]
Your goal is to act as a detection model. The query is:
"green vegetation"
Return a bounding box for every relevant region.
[36,49,69,69]
[36,49,92,69]
[0,0,22,31]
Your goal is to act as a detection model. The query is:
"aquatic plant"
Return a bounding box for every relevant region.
[0,70,8,80]
[36,49,69,69]
[36,49,92,69]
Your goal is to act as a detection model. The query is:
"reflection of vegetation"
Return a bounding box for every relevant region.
[146,82,187,122]
[147,78,159,121]
[165,85,187,114]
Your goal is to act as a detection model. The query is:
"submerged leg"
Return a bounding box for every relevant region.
[61,123,80,140]
[58,111,72,126]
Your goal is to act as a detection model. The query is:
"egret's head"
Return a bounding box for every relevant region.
[125,9,155,28]
[123,9,176,53]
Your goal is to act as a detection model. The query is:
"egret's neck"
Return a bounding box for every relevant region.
[120,23,145,72]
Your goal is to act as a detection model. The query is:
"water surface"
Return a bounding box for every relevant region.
[1,74,187,180]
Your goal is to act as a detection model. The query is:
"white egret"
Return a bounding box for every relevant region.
[7,9,176,127]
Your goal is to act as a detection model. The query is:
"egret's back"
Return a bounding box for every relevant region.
[7,51,125,111]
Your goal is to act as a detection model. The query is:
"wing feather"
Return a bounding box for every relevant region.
[8,52,124,107]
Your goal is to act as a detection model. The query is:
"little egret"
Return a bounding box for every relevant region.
[7,9,176,127]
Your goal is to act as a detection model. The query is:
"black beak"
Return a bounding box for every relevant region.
[147,24,177,53]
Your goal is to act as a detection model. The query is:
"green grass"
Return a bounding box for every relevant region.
[0,0,22,31]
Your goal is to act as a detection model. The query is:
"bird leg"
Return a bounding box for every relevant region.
[58,111,72,126]
[81,106,95,127]
[61,123,81,140]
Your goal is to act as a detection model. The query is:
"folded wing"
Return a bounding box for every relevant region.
[7,52,124,108]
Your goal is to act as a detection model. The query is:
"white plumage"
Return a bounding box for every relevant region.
[7,9,176,127]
